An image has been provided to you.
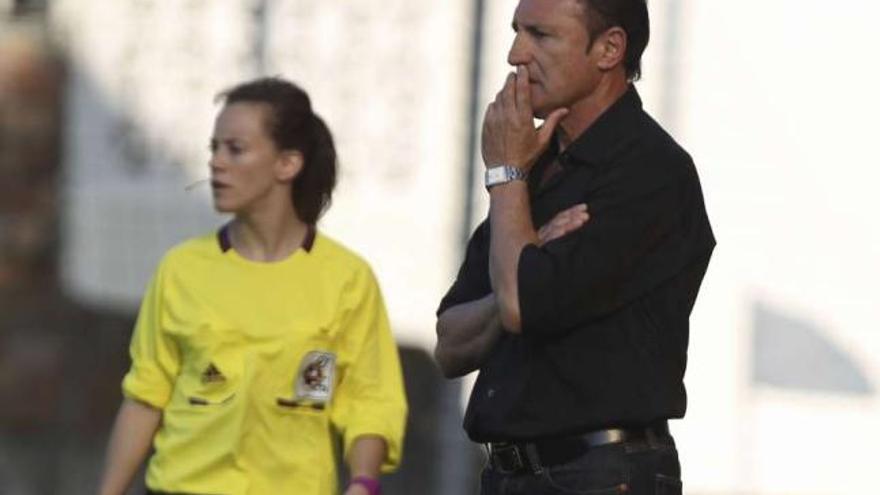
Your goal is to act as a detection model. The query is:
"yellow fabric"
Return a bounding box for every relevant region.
[122,231,407,495]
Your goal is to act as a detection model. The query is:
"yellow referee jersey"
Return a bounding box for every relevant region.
[122,228,407,495]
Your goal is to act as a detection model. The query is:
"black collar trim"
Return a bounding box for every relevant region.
[217,223,316,254]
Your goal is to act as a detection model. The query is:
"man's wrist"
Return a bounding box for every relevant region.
[348,476,381,495]
[485,164,527,190]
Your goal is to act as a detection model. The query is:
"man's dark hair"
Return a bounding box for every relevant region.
[577,0,650,81]
[217,77,337,224]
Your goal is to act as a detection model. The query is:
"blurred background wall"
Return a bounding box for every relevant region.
[1,0,878,494]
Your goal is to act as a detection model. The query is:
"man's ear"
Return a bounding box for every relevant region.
[277,150,304,182]
[596,26,627,72]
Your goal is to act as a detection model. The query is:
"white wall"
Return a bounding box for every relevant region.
[50,0,472,349]
[672,1,880,493]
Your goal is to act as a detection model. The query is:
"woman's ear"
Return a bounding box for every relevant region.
[596,26,627,72]
[277,150,304,182]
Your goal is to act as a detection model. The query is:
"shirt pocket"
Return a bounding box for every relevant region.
[272,325,340,416]
[264,396,335,493]
[171,325,244,411]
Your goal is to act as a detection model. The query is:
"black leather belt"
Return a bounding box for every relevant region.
[486,421,671,474]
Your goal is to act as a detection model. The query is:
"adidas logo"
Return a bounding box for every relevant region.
[201,362,226,384]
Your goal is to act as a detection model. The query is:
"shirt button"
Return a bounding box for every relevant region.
[487,389,495,398]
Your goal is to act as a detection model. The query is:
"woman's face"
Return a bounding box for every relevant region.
[209,102,285,214]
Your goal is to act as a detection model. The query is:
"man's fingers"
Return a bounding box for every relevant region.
[551,209,572,227]
[501,72,516,112]
[537,225,550,240]
[515,65,531,117]
[537,107,569,145]
[495,73,513,106]
[555,204,588,222]
[485,102,497,123]
[552,215,573,229]
[540,226,570,245]
[538,226,563,245]
[549,204,587,225]
[481,103,494,139]
[537,203,591,245]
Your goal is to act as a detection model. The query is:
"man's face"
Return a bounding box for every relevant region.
[508,0,601,118]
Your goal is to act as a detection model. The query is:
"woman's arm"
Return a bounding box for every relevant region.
[344,435,387,495]
[97,398,162,495]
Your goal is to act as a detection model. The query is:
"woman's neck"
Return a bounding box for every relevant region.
[229,204,309,262]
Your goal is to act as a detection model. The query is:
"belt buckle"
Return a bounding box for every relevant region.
[490,443,526,474]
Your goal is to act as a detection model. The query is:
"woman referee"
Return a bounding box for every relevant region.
[97,78,407,495]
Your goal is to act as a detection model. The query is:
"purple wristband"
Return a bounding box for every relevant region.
[349,476,381,495]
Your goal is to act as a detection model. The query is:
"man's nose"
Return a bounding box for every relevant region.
[507,34,530,66]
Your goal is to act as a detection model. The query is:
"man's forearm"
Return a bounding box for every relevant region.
[435,293,504,378]
[436,202,590,375]
[479,64,567,334]
[489,181,538,333]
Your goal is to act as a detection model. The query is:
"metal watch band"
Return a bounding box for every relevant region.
[485,165,527,190]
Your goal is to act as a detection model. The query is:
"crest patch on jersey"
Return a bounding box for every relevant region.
[295,351,336,403]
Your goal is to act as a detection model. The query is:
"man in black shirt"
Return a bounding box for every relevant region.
[435,0,715,493]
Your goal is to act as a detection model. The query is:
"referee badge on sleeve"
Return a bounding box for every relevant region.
[295,351,336,403]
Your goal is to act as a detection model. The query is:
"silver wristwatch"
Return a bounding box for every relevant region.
[485,165,527,190]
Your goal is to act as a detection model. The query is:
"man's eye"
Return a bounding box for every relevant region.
[529,27,547,38]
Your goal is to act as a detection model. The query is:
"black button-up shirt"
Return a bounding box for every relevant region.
[438,87,715,442]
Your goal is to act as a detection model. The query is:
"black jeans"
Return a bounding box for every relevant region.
[480,436,682,495]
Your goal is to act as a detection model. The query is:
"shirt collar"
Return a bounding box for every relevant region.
[559,85,644,168]
[217,223,315,254]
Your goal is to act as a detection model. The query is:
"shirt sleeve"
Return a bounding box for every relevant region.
[436,220,492,316]
[121,258,181,409]
[331,265,408,473]
[518,155,714,338]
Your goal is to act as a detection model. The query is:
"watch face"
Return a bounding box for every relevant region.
[485,165,526,189]
[486,167,507,184]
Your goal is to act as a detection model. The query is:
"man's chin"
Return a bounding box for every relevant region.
[531,95,559,120]
[533,106,552,120]
[534,101,572,121]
